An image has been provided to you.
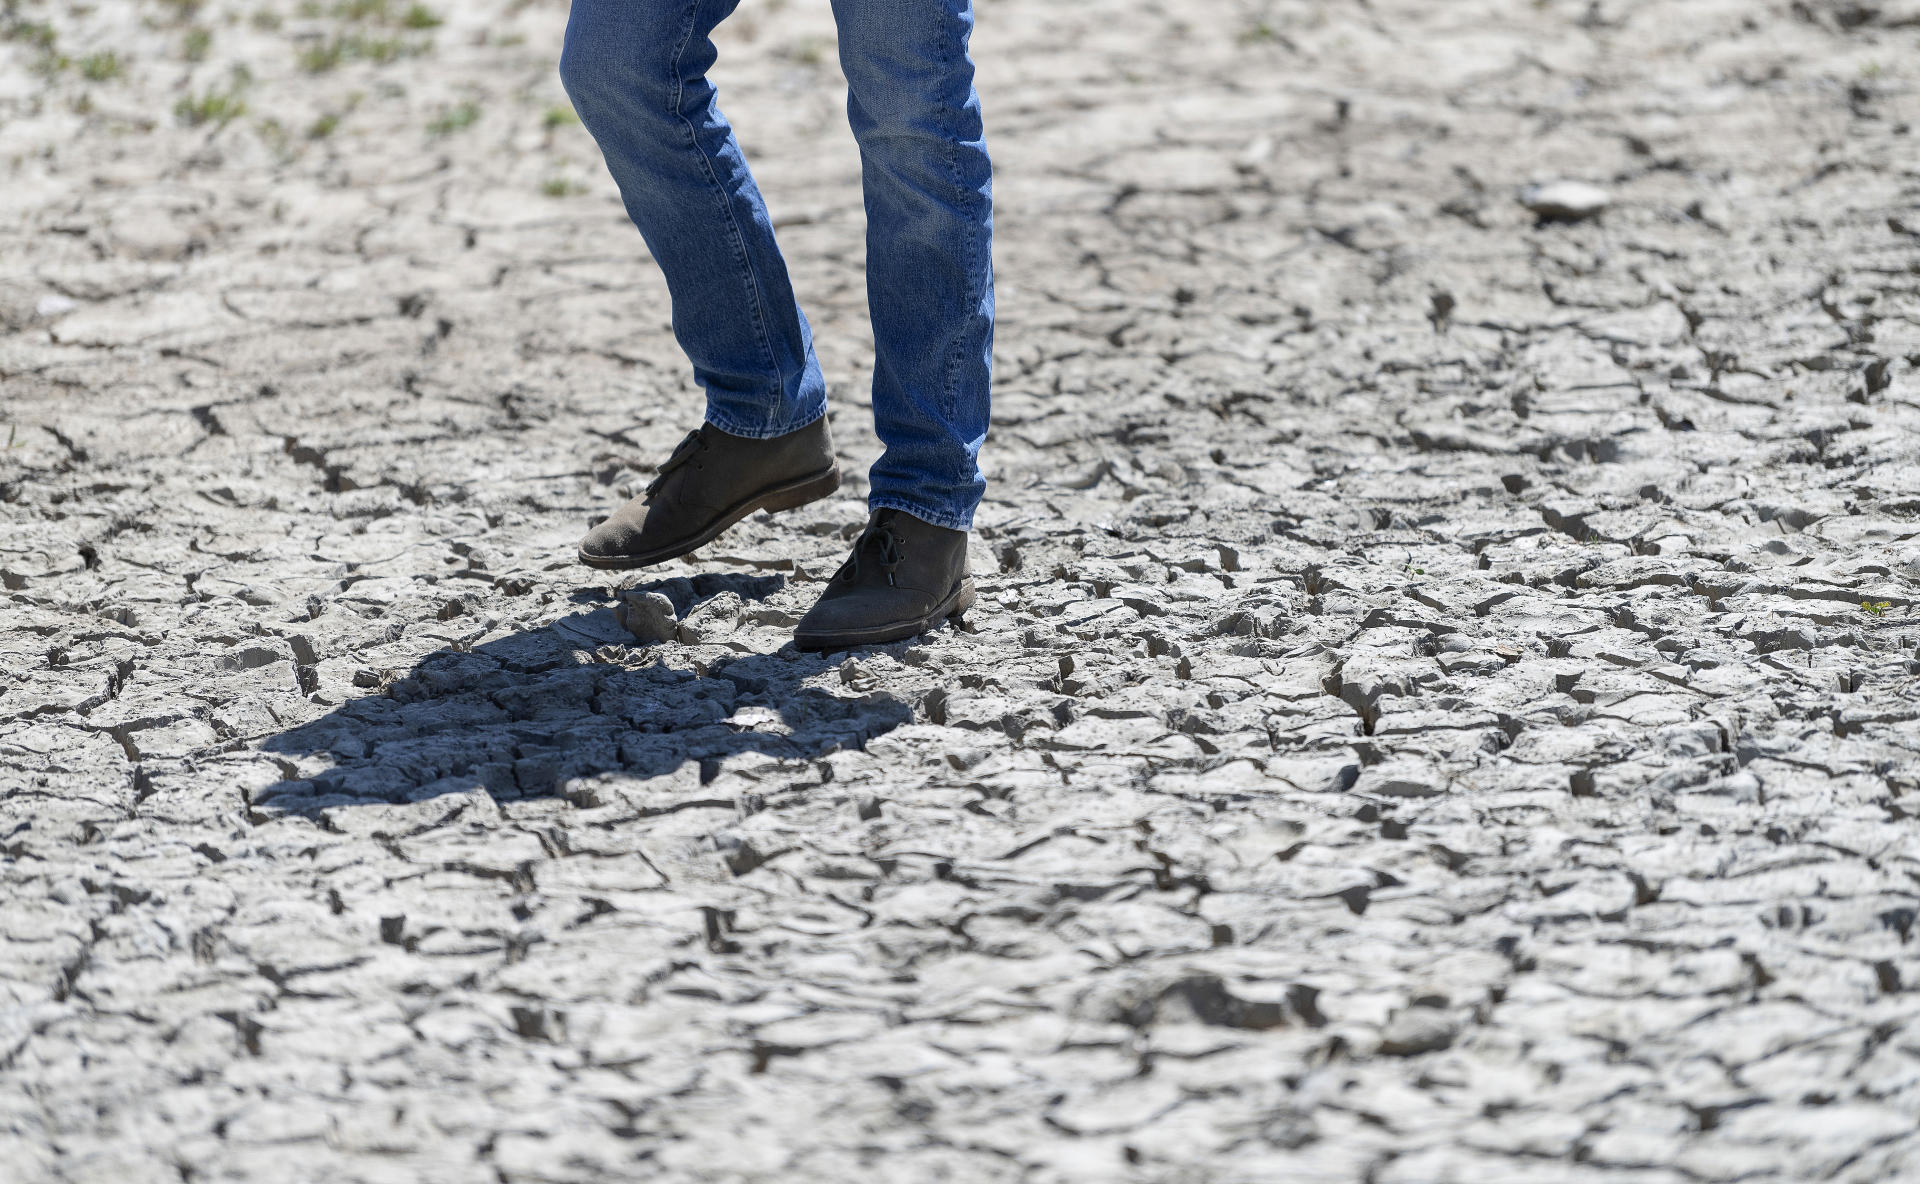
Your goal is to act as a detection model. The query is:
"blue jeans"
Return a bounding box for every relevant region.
[559,0,994,532]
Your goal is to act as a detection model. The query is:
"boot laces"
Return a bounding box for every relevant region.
[846,518,905,588]
[644,430,707,500]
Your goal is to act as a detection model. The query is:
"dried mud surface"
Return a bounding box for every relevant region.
[5,1,1920,1180]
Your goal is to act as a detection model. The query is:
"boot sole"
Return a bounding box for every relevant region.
[577,465,841,571]
[793,577,977,653]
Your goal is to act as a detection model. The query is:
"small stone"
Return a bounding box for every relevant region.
[722,838,772,877]
[509,1005,567,1043]
[35,294,77,318]
[1520,180,1611,221]
[943,746,989,771]
[1864,356,1893,397]
[1686,197,1730,229]
[921,687,949,724]
[613,590,678,645]
[1378,1005,1457,1056]
[840,658,878,691]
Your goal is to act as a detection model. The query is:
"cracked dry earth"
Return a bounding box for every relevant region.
[6,0,1920,1180]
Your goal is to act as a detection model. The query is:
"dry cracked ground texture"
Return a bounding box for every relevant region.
[4,0,1920,1180]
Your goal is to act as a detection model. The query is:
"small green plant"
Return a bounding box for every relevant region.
[175,83,247,127]
[251,8,284,30]
[29,49,71,78]
[542,103,578,129]
[297,38,342,71]
[401,3,441,29]
[256,117,289,155]
[5,21,57,51]
[541,176,583,197]
[183,26,212,61]
[355,35,408,62]
[299,32,423,71]
[1862,600,1894,615]
[426,100,479,136]
[79,51,123,81]
[784,36,827,66]
[334,0,389,21]
[1237,21,1281,45]
[308,110,340,138]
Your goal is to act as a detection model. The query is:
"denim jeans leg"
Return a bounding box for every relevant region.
[831,0,994,531]
[559,0,828,440]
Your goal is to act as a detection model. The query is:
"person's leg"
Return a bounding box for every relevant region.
[829,0,994,531]
[794,0,990,649]
[559,0,826,439]
[561,1,839,570]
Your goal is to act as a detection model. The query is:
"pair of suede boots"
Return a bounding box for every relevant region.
[577,417,973,651]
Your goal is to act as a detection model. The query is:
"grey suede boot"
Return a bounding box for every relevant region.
[794,508,974,651]
[577,418,839,569]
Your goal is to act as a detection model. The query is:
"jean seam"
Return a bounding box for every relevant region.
[952,3,988,531]
[940,12,965,429]
[673,0,786,429]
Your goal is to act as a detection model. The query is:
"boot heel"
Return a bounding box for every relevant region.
[950,577,977,618]
[758,466,841,514]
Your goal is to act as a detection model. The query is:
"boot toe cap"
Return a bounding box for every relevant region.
[577,514,646,562]
[795,591,878,635]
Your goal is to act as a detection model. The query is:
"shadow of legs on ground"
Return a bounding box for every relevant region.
[255,574,909,819]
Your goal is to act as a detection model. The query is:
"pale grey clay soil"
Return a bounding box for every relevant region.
[4,0,1920,1180]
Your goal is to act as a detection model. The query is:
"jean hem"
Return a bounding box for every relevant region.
[704,400,828,441]
[868,494,973,533]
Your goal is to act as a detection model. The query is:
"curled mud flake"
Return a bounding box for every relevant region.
[1520,180,1612,222]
